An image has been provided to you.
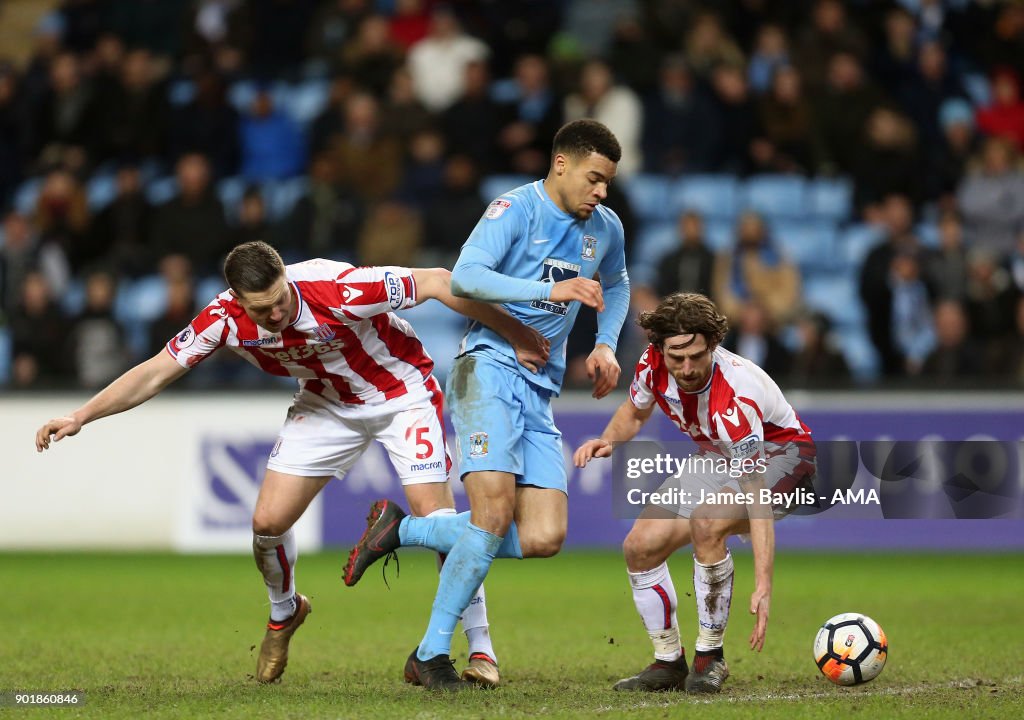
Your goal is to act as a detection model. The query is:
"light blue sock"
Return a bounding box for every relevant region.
[417,522,502,660]
[400,514,523,558]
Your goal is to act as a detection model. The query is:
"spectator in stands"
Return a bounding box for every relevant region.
[927,98,980,206]
[86,163,153,278]
[712,211,801,327]
[924,209,968,303]
[1,211,67,319]
[379,65,434,146]
[990,296,1024,381]
[92,48,167,164]
[149,153,229,275]
[869,6,918,96]
[336,14,404,97]
[184,0,248,76]
[898,41,969,150]
[964,248,1019,352]
[167,69,240,179]
[859,194,922,376]
[9,270,69,387]
[607,15,663,96]
[814,52,884,176]
[239,88,306,181]
[564,58,642,177]
[890,248,936,377]
[441,60,500,176]
[651,211,714,300]
[21,12,65,107]
[424,154,482,265]
[147,270,196,359]
[407,6,489,113]
[748,24,791,95]
[30,52,97,173]
[244,0,318,79]
[357,199,421,267]
[0,63,29,210]
[921,300,980,380]
[722,300,793,379]
[789,310,850,386]
[328,91,403,202]
[231,186,273,248]
[34,168,91,276]
[752,64,819,175]
[1011,231,1024,295]
[103,0,186,71]
[309,72,357,156]
[707,63,756,175]
[980,4,1024,79]
[305,0,372,67]
[975,68,1024,151]
[70,268,128,388]
[852,107,923,214]
[957,136,1024,259]
[795,0,867,91]
[494,54,562,176]
[388,0,431,51]
[684,12,744,82]
[641,54,718,175]
[281,152,362,261]
[399,128,446,212]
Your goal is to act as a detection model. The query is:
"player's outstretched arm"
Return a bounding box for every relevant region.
[413,267,550,372]
[573,399,654,467]
[35,350,189,452]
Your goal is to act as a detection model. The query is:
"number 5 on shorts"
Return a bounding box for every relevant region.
[406,426,434,460]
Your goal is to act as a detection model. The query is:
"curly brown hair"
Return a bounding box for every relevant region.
[637,292,729,349]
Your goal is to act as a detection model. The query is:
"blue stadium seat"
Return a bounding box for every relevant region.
[704,218,735,253]
[479,175,533,203]
[915,221,940,248]
[803,273,864,328]
[629,221,677,286]
[115,275,168,324]
[284,80,330,127]
[0,326,10,386]
[836,326,880,383]
[227,79,260,113]
[962,73,992,107]
[60,278,86,316]
[146,177,178,205]
[217,176,248,223]
[742,175,807,219]
[839,224,885,270]
[13,178,42,215]
[769,219,839,271]
[621,174,672,222]
[265,177,309,220]
[86,172,118,211]
[397,302,466,382]
[808,177,853,222]
[668,175,740,220]
[195,275,226,306]
[168,79,195,106]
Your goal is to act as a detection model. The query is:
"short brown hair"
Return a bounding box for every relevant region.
[552,119,622,163]
[637,292,729,349]
[224,241,285,296]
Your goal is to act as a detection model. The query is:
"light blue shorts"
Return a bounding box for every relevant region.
[446,352,566,493]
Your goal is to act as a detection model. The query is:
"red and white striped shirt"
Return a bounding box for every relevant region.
[166,260,440,412]
[629,344,812,459]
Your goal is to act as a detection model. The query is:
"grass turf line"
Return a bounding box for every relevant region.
[1,551,1020,718]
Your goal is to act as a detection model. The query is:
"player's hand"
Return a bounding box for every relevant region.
[749,586,771,652]
[510,325,550,373]
[549,277,604,312]
[35,416,83,452]
[586,344,620,399]
[573,438,613,467]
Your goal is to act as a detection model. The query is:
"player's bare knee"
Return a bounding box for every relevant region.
[522,528,565,558]
[472,504,514,536]
[252,514,290,538]
[623,530,658,570]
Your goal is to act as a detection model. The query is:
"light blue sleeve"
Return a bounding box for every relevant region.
[450,198,553,303]
[595,218,630,351]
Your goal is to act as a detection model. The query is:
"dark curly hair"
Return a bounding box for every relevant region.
[552,119,622,163]
[637,292,729,349]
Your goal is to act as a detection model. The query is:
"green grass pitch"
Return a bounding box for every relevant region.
[2,550,1021,718]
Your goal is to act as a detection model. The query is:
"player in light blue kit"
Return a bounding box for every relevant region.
[343,120,631,689]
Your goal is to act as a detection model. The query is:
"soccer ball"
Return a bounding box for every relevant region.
[813,612,888,686]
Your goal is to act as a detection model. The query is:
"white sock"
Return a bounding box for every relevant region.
[693,551,734,652]
[253,529,297,622]
[429,508,495,663]
[628,562,681,662]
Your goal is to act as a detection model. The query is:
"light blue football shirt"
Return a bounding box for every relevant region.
[450,180,630,395]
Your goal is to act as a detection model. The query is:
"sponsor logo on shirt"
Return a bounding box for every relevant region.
[484,198,511,219]
[410,460,444,472]
[312,322,335,342]
[259,338,346,361]
[731,433,762,459]
[341,285,364,302]
[384,271,404,309]
[242,336,281,347]
[531,257,582,316]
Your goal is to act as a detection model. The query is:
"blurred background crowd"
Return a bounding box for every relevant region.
[1,0,1023,391]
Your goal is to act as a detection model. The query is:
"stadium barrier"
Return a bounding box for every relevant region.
[4,392,1022,551]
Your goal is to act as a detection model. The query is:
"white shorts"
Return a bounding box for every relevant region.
[265,395,451,485]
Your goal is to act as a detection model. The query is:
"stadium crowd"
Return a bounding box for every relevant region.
[1,0,1023,390]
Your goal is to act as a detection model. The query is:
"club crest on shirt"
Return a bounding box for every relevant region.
[312,322,335,342]
[484,198,511,219]
[582,235,598,260]
[468,431,489,458]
